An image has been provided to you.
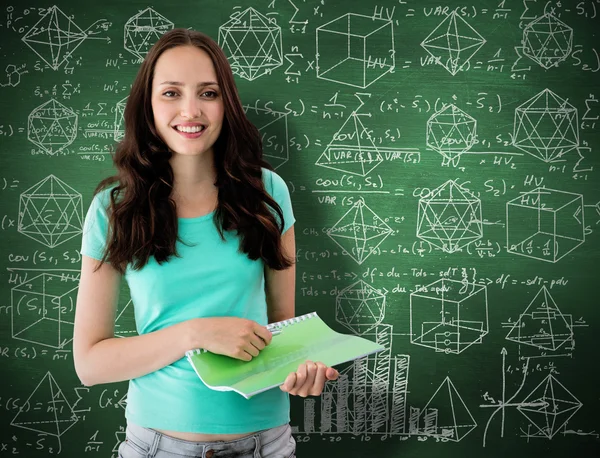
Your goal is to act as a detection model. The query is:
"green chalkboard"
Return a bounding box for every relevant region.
[1,0,599,457]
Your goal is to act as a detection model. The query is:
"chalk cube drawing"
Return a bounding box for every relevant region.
[21,6,87,70]
[243,105,289,169]
[426,104,477,163]
[11,372,78,436]
[18,175,83,248]
[421,11,485,76]
[124,8,173,60]
[506,187,584,262]
[336,279,386,335]
[522,13,573,69]
[327,198,393,265]
[517,374,582,439]
[417,180,483,253]
[316,13,395,88]
[114,96,128,141]
[316,112,383,176]
[410,279,488,355]
[505,286,573,352]
[219,8,283,81]
[513,89,579,162]
[28,99,78,154]
[11,273,78,349]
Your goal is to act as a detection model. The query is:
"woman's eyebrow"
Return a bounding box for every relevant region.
[158,81,219,87]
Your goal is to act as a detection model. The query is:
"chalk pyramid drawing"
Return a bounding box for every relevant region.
[316,112,383,176]
[11,372,78,436]
[421,377,476,441]
[505,286,573,352]
[517,374,582,439]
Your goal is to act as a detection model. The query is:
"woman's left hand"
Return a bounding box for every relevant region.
[280,361,339,397]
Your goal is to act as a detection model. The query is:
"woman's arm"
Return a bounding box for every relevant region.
[265,226,296,323]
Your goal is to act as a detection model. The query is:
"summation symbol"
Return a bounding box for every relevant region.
[18,175,83,248]
[124,8,173,60]
[426,104,477,165]
[28,99,78,154]
[21,6,88,70]
[421,11,486,75]
[219,7,283,81]
[243,104,289,169]
[336,279,386,335]
[522,13,573,69]
[326,198,393,265]
[316,112,383,176]
[505,286,573,352]
[416,180,483,253]
[513,88,579,162]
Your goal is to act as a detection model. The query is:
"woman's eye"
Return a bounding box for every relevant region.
[202,91,218,98]
[163,91,178,97]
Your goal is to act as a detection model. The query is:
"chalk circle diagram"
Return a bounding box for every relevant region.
[421,11,486,75]
[28,99,78,155]
[335,279,387,335]
[426,104,477,166]
[521,13,573,69]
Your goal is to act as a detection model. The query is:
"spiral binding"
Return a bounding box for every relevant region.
[185,312,318,357]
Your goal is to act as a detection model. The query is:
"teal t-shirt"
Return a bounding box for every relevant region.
[80,168,295,433]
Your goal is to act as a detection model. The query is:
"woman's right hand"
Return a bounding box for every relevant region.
[187,317,273,361]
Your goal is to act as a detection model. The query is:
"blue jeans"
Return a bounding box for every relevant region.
[118,422,296,458]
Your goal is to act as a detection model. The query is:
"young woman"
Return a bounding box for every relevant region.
[73,28,338,458]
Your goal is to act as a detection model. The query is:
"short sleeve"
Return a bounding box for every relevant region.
[263,169,295,234]
[81,189,111,261]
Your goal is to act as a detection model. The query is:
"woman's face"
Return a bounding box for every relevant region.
[151,45,225,158]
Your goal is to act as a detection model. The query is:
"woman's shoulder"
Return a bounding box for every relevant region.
[261,167,286,195]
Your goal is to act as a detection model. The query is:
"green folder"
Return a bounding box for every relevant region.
[185,312,385,399]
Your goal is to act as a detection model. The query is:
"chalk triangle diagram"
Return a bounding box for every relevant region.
[420,377,476,442]
[114,299,138,338]
[316,113,382,176]
[505,286,573,352]
[11,372,78,436]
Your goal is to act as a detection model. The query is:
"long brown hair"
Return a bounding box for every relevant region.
[95,28,292,273]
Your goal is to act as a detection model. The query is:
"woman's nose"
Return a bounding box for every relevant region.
[181,96,201,118]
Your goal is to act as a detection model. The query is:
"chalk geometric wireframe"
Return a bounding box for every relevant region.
[114,96,128,141]
[327,198,393,265]
[505,286,573,352]
[219,7,283,81]
[21,6,88,70]
[316,112,383,176]
[336,279,386,335]
[421,377,477,441]
[28,99,78,154]
[426,104,477,163]
[11,372,78,436]
[517,374,582,439]
[522,13,573,69]
[513,89,579,162]
[124,8,173,60]
[316,13,395,88]
[243,105,289,169]
[421,11,486,75]
[506,187,584,263]
[417,180,483,253]
[114,299,137,338]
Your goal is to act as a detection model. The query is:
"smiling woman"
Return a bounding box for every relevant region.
[72,28,337,458]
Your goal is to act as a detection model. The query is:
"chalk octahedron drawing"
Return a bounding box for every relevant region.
[21,6,88,70]
[416,180,483,253]
[426,104,477,164]
[513,88,579,162]
[327,198,394,265]
[421,11,486,75]
[18,175,84,248]
[410,279,489,355]
[219,7,283,81]
[243,105,289,169]
[316,13,395,88]
[316,112,383,176]
[517,374,582,439]
[505,286,573,352]
[11,372,78,437]
[28,99,78,154]
[335,279,386,335]
[124,8,173,60]
[506,187,585,262]
[522,13,573,69]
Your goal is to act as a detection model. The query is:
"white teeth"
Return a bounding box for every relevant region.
[176,125,205,133]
